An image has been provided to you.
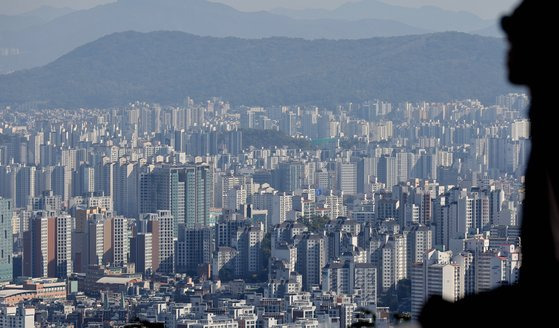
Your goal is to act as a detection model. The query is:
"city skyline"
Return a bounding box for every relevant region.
[0,0,530,327]
[0,92,527,326]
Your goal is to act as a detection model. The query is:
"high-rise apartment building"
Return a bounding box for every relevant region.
[322,261,377,306]
[405,224,433,276]
[233,223,264,278]
[0,305,35,328]
[140,164,212,232]
[0,198,13,282]
[145,210,175,274]
[271,193,292,226]
[23,212,72,278]
[411,250,464,318]
[176,225,214,275]
[131,232,153,276]
[338,162,357,196]
[380,233,407,294]
[294,233,327,291]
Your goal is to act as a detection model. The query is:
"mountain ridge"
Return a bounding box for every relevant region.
[271,0,494,34]
[0,31,515,108]
[0,0,426,74]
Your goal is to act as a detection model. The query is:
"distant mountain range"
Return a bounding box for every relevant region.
[0,0,424,74]
[0,6,74,32]
[272,0,494,34]
[0,31,514,108]
[0,0,499,74]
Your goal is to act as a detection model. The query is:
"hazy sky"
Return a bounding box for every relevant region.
[1,0,114,14]
[2,0,520,19]
[214,0,520,19]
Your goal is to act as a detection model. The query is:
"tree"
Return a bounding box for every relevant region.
[299,215,331,233]
[351,307,376,328]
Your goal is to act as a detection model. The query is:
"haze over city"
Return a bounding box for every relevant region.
[0,1,530,327]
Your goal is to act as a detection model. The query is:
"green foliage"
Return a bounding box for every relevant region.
[261,232,271,259]
[218,268,234,282]
[351,307,377,328]
[0,31,515,108]
[300,215,331,233]
[242,129,311,150]
[393,312,412,324]
[339,138,364,150]
[257,232,272,281]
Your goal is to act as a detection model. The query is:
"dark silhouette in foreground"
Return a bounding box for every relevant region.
[420,1,556,327]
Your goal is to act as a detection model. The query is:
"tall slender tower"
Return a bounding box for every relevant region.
[0,198,13,282]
